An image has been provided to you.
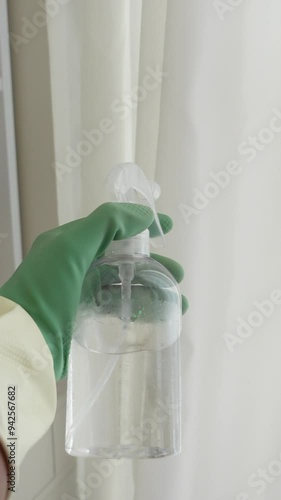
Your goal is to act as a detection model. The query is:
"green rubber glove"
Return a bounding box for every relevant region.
[0,203,188,380]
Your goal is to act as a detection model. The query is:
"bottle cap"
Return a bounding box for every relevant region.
[105,229,150,256]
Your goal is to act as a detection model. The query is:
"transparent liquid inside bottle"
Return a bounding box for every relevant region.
[65,254,182,459]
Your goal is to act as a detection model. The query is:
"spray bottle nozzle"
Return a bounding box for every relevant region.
[105,163,165,248]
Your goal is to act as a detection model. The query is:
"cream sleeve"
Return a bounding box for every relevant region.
[0,297,57,497]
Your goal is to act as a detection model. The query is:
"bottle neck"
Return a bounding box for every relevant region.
[105,230,150,257]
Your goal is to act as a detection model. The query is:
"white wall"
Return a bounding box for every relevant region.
[0,0,22,285]
[6,2,78,498]
[7,0,59,255]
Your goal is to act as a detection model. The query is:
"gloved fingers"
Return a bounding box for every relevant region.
[35,207,173,246]
[47,203,153,264]
[150,253,188,314]
[59,204,175,276]
[31,217,86,247]
[81,271,189,318]
[32,204,180,309]
[83,206,173,242]
[148,213,173,238]
[84,261,189,316]
[150,254,184,283]
[80,265,119,305]
[181,295,189,315]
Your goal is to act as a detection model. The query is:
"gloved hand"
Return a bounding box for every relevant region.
[0,203,188,380]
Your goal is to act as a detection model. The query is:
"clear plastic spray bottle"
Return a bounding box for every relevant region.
[65,163,182,459]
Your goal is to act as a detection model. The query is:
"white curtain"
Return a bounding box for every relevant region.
[47,1,281,499]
